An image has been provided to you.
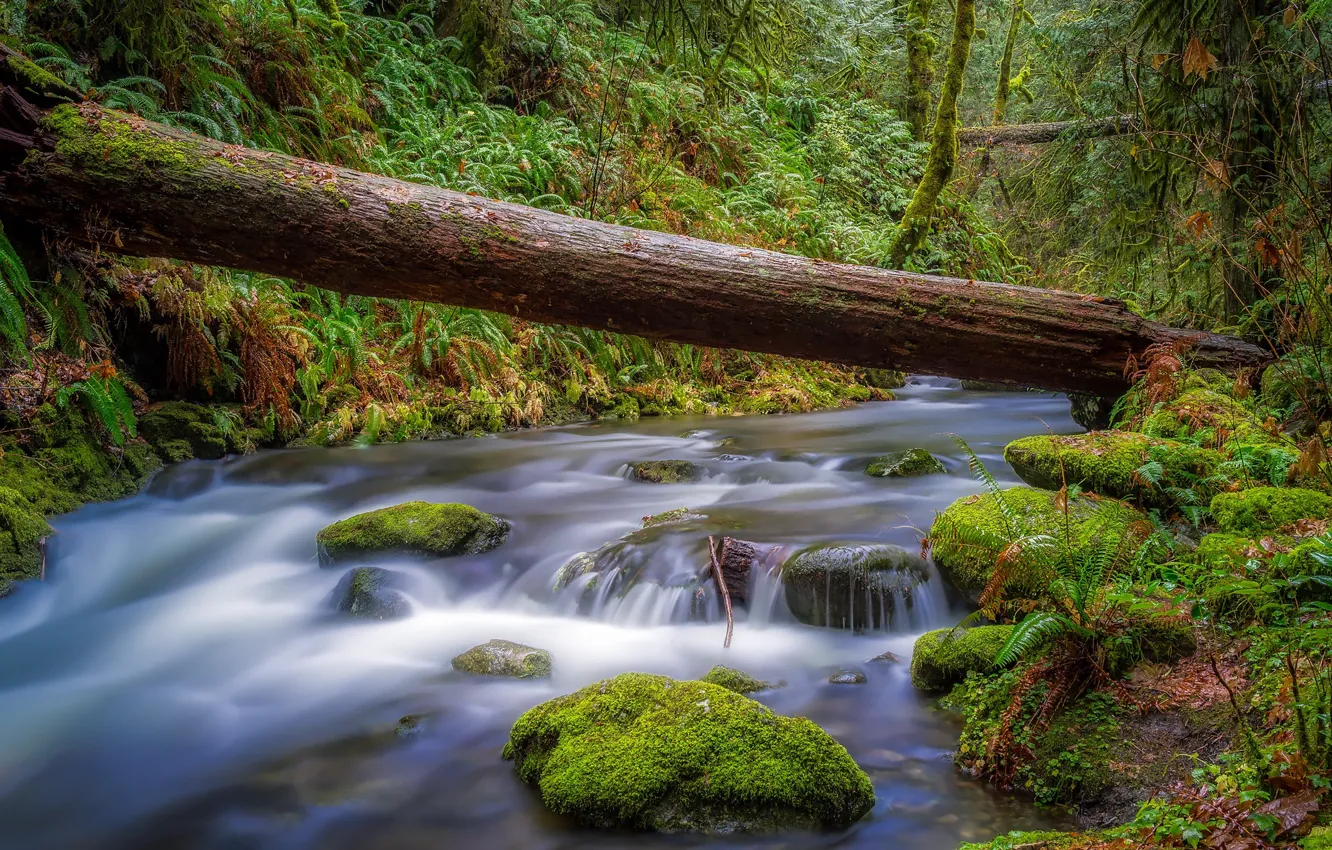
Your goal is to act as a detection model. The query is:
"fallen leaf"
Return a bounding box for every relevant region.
[1183,37,1220,81]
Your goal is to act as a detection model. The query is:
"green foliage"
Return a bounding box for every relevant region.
[54,376,136,447]
[0,225,33,358]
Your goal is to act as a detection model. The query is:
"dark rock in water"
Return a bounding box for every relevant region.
[503,672,875,831]
[863,369,906,390]
[395,715,424,738]
[714,536,758,604]
[628,460,704,483]
[869,650,901,664]
[701,665,773,694]
[332,566,413,620]
[959,380,1035,392]
[781,544,926,630]
[828,669,867,685]
[1069,393,1116,431]
[451,639,553,678]
[316,501,509,566]
[865,448,945,477]
[641,507,707,528]
[138,400,231,461]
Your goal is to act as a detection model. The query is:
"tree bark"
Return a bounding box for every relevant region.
[0,92,1268,397]
[887,0,976,268]
[959,116,1135,147]
[991,0,1024,126]
[902,0,936,141]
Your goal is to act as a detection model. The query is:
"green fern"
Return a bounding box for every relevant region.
[56,376,138,447]
[0,224,33,357]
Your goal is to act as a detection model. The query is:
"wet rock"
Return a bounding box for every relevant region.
[930,487,1147,603]
[642,507,707,528]
[700,665,772,694]
[332,566,413,620]
[628,460,704,483]
[395,715,424,738]
[828,669,867,685]
[138,400,230,461]
[911,626,1014,691]
[780,543,925,630]
[316,501,510,566]
[869,650,901,664]
[714,536,758,604]
[503,672,875,831]
[451,639,553,678]
[865,448,944,478]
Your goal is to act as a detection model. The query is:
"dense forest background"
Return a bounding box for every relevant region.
[0,0,1328,450]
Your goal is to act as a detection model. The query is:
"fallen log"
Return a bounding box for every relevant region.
[0,80,1265,396]
[960,116,1135,147]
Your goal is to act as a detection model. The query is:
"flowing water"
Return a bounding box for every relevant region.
[0,378,1083,850]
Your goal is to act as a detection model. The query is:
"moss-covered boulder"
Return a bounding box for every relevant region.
[629,460,704,483]
[1141,388,1271,446]
[316,501,510,566]
[1104,614,1196,675]
[138,401,230,461]
[701,665,772,694]
[781,543,925,630]
[331,566,413,619]
[930,487,1147,602]
[451,639,552,678]
[502,672,874,831]
[910,626,1013,692]
[0,487,52,582]
[1210,487,1332,534]
[866,448,945,478]
[1004,431,1222,508]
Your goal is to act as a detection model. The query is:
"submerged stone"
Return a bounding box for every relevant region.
[910,626,1013,692]
[316,501,510,566]
[781,543,925,630]
[700,665,772,694]
[828,669,867,685]
[502,672,874,832]
[629,460,704,483]
[929,487,1147,602]
[331,566,413,620]
[866,448,945,478]
[451,639,553,678]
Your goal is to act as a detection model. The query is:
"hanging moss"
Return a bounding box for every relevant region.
[888,0,976,267]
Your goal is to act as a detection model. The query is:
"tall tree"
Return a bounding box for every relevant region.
[888,0,977,268]
[991,0,1028,126]
[903,0,937,140]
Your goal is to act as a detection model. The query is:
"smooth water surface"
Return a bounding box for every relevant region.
[0,378,1081,850]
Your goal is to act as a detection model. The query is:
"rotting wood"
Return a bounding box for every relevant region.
[0,71,1268,396]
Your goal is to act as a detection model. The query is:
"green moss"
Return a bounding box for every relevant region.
[46,104,207,180]
[642,507,705,528]
[781,543,924,629]
[866,448,944,477]
[960,830,1079,850]
[1103,615,1196,676]
[1004,431,1223,508]
[451,639,552,678]
[1210,487,1332,534]
[910,625,1013,691]
[1141,388,1270,446]
[316,501,511,565]
[331,566,412,619]
[629,460,703,483]
[138,401,229,460]
[930,487,1146,601]
[700,665,772,694]
[0,488,52,582]
[502,672,875,831]
[6,54,76,99]
[1303,825,1332,850]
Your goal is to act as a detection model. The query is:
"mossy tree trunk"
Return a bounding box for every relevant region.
[902,0,936,141]
[991,0,1024,126]
[0,78,1269,396]
[887,0,975,269]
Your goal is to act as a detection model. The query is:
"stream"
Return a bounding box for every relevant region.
[0,378,1083,850]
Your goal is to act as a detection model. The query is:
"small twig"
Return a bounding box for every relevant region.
[708,535,734,649]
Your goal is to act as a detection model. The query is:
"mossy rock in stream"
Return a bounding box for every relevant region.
[451,639,552,678]
[331,566,414,620]
[930,487,1148,603]
[316,501,510,566]
[502,672,874,832]
[642,507,707,528]
[1209,487,1332,535]
[1003,431,1223,508]
[910,626,1013,692]
[700,665,773,695]
[781,543,926,630]
[865,448,944,478]
[0,487,53,582]
[628,460,704,484]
